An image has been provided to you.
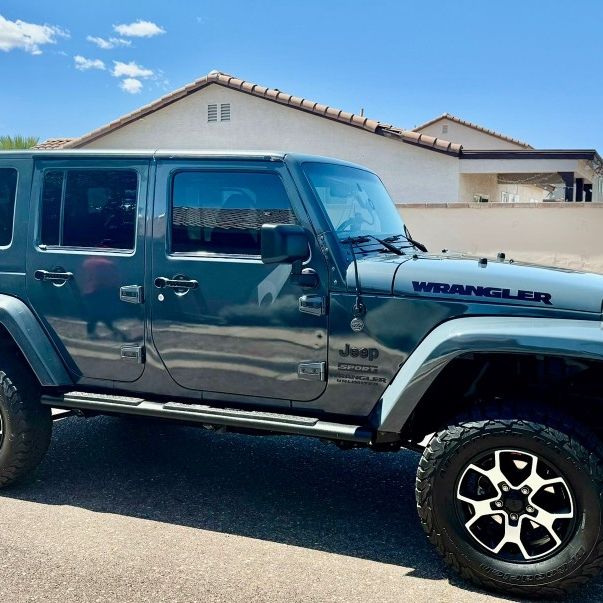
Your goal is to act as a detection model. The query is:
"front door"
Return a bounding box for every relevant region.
[26,159,149,382]
[150,159,328,403]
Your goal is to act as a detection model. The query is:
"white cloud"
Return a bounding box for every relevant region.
[111,60,155,94]
[0,14,68,55]
[113,20,165,38]
[120,78,143,94]
[112,60,153,79]
[153,69,170,91]
[74,55,105,71]
[87,35,131,49]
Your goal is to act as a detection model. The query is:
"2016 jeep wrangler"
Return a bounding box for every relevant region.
[0,149,602,597]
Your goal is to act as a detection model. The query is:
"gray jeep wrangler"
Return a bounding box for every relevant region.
[0,149,602,597]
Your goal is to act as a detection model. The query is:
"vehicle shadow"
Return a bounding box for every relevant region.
[2,415,602,601]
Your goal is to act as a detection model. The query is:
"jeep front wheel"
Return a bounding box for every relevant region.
[416,404,603,597]
[0,362,52,487]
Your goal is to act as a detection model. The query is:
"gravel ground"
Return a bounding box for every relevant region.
[0,415,601,603]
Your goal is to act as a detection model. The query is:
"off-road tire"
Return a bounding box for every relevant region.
[416,403,603,598]
[0,358,52,487]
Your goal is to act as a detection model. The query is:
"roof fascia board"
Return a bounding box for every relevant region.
[461,150,599,161]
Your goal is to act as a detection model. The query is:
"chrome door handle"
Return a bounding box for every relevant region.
[34,269,73,283]
[154,277,199,290]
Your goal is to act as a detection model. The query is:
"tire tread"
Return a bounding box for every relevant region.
[0,364,51,487]
[416,402,603,598]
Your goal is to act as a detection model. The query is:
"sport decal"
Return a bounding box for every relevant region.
[336,345,386,385]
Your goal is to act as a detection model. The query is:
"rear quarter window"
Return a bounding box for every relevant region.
[0,168,17,247]
[40,169,138,250]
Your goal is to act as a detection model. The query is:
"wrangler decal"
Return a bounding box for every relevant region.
[412,281,553,305]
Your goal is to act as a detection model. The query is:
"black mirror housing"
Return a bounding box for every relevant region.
[261,224,310,264]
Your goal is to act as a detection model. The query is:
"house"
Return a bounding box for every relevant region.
[37,70,603,204]
[413,113,533,150]
[413,114,601,203]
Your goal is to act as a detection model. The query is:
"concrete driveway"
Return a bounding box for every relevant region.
[0,415,601,603]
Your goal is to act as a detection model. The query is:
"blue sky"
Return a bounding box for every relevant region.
[1,0,602,149]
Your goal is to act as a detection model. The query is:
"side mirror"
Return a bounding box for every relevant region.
[261,224,310,264]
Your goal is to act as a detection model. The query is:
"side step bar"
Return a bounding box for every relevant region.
[41,391,373,444]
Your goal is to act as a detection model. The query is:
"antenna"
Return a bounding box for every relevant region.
[348,242,366,317]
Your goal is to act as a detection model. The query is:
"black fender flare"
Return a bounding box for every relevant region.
[0,295,72,387]
[376,316,603,435]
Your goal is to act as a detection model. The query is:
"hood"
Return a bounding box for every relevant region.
[349,253,603,314]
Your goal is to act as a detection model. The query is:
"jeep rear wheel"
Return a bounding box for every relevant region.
[0,361,52,487]
[416,404,603,598]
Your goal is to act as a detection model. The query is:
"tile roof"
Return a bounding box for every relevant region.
[381,126,462,154]
[62,71,462,155]
[33,138,75,149]
[412,113,532,149]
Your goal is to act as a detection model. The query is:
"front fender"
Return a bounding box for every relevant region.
[377,316,603,434]
[0,295,72,387]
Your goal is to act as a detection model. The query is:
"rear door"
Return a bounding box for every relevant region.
[150,158,329,403]
[26,158,149,382]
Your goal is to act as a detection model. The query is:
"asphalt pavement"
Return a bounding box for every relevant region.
[0,415,601,603]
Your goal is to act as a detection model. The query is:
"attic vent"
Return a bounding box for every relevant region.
[208,104,218,122]
[220,103,231,121]
[442,124,448,134]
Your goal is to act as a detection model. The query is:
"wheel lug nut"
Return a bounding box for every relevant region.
[495,500,503,508]
[501,484,510,492]
[521,487,529,495]
[510,513,518,521]
[526,506,534,513]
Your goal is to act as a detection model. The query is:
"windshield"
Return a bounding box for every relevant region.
[302,162,405,238]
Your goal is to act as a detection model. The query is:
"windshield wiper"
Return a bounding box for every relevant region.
[384,226,428,253]
[371,235,405,255]
[341,235,404,256]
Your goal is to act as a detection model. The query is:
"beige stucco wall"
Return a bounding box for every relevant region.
[401,204,603,273]
[82,84,460,203]
[459,173,498,202]
[416,120,527,150]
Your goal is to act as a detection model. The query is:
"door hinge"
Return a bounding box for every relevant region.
[120,285,144,304]
[298,295,327,316]
[298,361,326,381]
[121,345,145,364]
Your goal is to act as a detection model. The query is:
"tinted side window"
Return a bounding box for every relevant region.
[0,168,17,246]
[40,170,63,246]
[41,169,138,250]
[171,171,295,255]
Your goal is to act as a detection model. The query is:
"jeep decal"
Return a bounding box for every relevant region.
[339,345,380,361]
[412,281,553,305]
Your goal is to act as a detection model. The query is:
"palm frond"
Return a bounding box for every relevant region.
[0,135,40,150]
